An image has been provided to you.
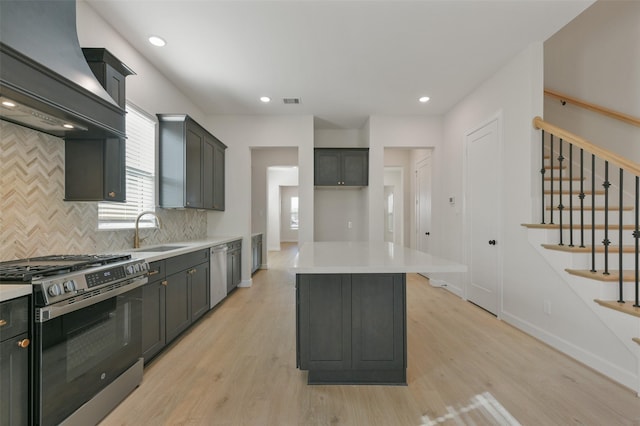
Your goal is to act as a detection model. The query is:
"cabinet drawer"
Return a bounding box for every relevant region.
[147,261,165,280]
[165,249,210,275]
[228,240,242,251]
[0,296,29,342]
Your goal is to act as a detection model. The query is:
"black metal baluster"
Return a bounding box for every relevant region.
[580,149,585,248]
[541,130,546,224]
[569,144,574,247]
[550,135,555,225]
[591,154,596,272]
[618,168,624,303]
[635,176,639,307]
[558,139,564,245]
[603,161,610,275]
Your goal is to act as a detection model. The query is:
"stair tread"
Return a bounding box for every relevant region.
[594,299,640,318]
[522,223,635,230]
[566,269,638,282]
[541,244,637,253]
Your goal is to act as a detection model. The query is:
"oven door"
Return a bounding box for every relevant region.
[34,281,143,426]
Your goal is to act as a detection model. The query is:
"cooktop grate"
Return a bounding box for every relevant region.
[0,254,131,282]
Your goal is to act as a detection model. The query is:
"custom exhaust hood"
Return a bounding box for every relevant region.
[0,0,125,138]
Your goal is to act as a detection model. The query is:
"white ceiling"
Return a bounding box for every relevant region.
[85,0,594,129]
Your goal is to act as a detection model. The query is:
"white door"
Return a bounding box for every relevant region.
[416,155,432,253]
[467,118,500,315]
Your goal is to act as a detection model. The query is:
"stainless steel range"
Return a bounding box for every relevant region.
[0,254,148,426]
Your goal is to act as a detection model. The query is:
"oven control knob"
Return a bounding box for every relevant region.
[48,283,62,297]
[63,280,76,292]
[126,265,135,275]
[134,263,141,273]
[141,263,148,271]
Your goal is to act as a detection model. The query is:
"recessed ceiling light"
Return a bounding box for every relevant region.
[260,96,271,103]
[63,124,75,129]
[148,36,166,47]
[419,96,430,103]
[2,100,16,108]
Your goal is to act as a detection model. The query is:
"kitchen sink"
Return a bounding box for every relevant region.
[138,245,187,252]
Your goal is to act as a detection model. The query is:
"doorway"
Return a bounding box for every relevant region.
[383,167,404,246]
[415,155,432,253]
[466,116,501,316]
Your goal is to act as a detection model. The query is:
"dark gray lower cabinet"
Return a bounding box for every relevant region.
[296,273,406,385]
[141,250,210,364]
[227,240,242,292]
[0,296,30,426]
[141,276,166,362]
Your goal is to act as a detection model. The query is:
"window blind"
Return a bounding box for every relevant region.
[98,104,156,229]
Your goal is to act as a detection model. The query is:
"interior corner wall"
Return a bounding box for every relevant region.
[438,41,636,388]
[544,0,640,163]
[205,115,314,283]
[368,116,442,244]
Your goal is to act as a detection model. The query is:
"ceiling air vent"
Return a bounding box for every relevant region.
[283,98,301,104]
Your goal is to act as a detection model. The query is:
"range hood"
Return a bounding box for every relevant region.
[0,0,125,138]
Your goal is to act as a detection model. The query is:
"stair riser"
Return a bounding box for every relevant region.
[544,210,634,225]
[544,229,636,246]
[569,252,640,271]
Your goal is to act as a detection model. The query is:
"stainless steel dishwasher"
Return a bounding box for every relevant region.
[210,244,228,308]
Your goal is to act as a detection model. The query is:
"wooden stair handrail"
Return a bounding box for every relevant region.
[545,89,640,128]
[533,116,640,177]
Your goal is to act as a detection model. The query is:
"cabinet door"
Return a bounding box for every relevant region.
[103,138,126,202]
[165,271,191,343]
[212,142,225,211]
[141,279,166,363]
[190,262,210,322]
[298,274,352,370]
[105,64,126,108]
[226,252,234,293]
[351,274,405,370]
[202,138,215,210]
[314,149,341,185]
[0,332,29,426]
[342,150,368,186]
[185,126,203,208]
[232,250,241,288]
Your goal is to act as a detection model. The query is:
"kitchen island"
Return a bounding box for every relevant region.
[292,241,466,385]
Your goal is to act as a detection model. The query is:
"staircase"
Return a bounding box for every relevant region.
[523,117,640,394]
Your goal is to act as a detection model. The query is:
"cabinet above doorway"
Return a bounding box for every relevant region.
[314,148,369,187]
[158,114,227,210]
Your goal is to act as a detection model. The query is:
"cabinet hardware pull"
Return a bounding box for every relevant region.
[108,191,116,198]
[161,280,168,286]
[0,319,6,327]
[149,270,160,276]
[17,338,30,348]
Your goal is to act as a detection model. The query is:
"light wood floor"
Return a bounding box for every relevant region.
[101,243,640,425]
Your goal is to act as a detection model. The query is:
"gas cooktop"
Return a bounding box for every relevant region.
[0,254,132,282]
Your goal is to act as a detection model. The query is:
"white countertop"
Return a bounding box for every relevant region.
[292,242,467,274]
[128,236,242,262]
[0,285,32,303]
[1,236,243,303]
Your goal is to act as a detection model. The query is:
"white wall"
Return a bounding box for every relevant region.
[435,42,636,388]
[368,117,442,243]
[206,116,314,285]
[77,3,205,121]
[544,0,640,163]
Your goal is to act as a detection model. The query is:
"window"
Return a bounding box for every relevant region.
[290,196,299,230]
[98,104,156,229]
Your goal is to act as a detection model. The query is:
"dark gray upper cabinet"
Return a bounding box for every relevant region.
[158,114,227,210]
[314,148,369,186]
[65,49,134,202]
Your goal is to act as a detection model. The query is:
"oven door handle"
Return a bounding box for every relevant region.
[36,277,148,322]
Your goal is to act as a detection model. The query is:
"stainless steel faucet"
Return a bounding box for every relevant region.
[134,211,162,248]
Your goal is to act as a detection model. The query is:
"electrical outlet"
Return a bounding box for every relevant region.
[348,221,353,229]
[544,300,551,315]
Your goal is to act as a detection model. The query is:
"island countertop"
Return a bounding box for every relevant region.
[292,241,467,274]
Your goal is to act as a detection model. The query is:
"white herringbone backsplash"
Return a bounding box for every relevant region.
[0,121,207,261]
